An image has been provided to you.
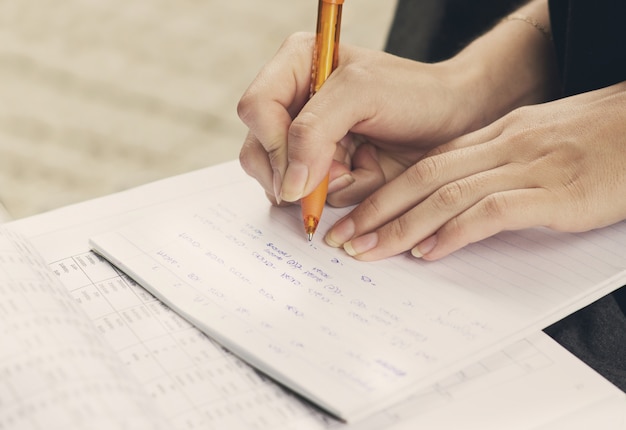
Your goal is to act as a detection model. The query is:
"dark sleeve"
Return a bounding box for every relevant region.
[385,0,526,62]
[549,0,626,96]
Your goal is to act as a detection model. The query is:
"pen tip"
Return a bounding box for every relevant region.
[303,215,319,242]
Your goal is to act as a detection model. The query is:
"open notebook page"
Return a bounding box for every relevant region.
[89,162,626,421]
[0,227,164,429]
[15,228,626,430]
[5,227,625,430]
[4,161,624,429]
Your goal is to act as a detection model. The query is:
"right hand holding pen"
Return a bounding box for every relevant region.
[237,32,477,208]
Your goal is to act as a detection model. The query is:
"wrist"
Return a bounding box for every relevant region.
[441,0,558,132]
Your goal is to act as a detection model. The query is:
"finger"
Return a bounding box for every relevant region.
[239,131,273,194]
[415,187,556,260]
[264,191,294,207]
[327,143,386,207]
[237,33,316,181]
[326,139,505,249]
[336,161,536,261]
[331,134,360,173]
[280,51,384,201]
[240,132,295,206]
[326,134,359,195]
[426,116,506,158]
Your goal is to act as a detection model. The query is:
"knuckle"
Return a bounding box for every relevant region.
[361,193,385,219]
[499,106,548,149]
[480,193,509,220]
[288,111,326,151]
[393,215,414,241]
[406,156,440,187]
[339,61,373,85]
[378,215,413,250]
[424,145,446,157]
[279,33,317,64]
[236,93,257,126]
[503,105,534,127]
[267,146,285,168]
[431,181,466,210]
[284,31,314,48]
[289,111,316,139]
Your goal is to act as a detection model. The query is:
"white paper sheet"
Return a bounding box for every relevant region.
[89,161,626,421]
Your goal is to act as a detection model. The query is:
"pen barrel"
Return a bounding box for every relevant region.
[301,174,329,234]
[311,0,343,95]
[302,0,343,239]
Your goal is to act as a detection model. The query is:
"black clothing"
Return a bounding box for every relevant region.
[385,0,526,62]
[550,0,626,96]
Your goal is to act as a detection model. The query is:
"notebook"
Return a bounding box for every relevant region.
[89,161,626,422]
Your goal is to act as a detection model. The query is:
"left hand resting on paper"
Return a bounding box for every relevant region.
[324,81,626,261]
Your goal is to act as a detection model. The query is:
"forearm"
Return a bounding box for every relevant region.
[444,0,558,132]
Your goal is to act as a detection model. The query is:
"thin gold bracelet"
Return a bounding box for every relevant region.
[503,13,552,41]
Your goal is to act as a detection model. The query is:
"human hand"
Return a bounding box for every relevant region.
[237,32,479,208]
[324,82,626,261]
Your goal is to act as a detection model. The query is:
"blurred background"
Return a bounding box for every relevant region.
[0,0,396,219]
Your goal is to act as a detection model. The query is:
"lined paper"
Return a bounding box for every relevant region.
[89,166,626,421]
[46,249,324,429]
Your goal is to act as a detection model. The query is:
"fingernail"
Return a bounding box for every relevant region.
[411,235,437,258]
[325,218,355,248]
[281,162,308,202]
[327,173,355,194]
[273,168,282,205]
[343,232,378,257]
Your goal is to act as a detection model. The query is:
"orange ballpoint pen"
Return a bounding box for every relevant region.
[301,0,344,241]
